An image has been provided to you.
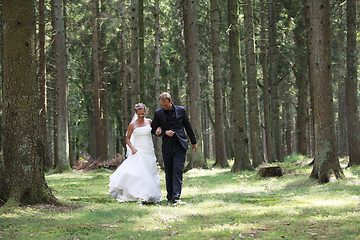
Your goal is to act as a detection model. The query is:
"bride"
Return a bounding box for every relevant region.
[108,103,162,203]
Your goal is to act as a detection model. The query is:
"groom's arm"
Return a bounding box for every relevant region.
[182,109,197,145]
[151,111,165,137]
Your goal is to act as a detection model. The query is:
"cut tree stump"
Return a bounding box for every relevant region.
[257,165,283,177]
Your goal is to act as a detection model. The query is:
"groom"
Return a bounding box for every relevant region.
[151,92,197,205]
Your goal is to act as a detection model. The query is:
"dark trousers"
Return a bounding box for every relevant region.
[162,140,187,202]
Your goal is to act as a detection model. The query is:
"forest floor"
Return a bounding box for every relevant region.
[1,155,359,239]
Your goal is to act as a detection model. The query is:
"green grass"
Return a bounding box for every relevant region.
[1,155,360,239]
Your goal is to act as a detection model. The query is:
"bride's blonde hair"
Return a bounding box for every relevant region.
[134,103,147,113]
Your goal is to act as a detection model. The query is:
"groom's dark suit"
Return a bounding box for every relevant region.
[151,104,196,202]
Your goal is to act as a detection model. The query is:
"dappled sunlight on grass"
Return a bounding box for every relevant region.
[1,157,360,239]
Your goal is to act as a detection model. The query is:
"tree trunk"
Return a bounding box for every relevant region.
[202,84,210,161]
[202,69,211,163]
[293,19,308,156]
[139,0,145,102]
[210,0,227,168]
[284,78,293,155]
[309,0,344,183]
[39,0,50,170]
[304,0,316,159]
[100,0,109,160]
[337,73,347,157]
[345,0,360,167]
[120,0,129,156]
[228,0,252,172]
[259,0,273,162]
[154,0,164,168]
[54,0,70,171]
[268,0,282,162]
[130,0,140,106]
[182,0,206,170]
[243,0,264,167]
[223,87,233,160]
[50,0,58,168]
[92,0,105,161]
[1,0,57,206]
[334,4,347,158]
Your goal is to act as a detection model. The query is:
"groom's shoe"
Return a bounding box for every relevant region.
[172,197,186,206]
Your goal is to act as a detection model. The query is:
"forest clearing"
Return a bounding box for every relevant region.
[1,156,359,239]
[1,3,360,240]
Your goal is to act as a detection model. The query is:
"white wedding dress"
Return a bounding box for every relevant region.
[108,125,162,203]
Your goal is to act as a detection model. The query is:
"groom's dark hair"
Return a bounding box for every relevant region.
[159,92,172,101]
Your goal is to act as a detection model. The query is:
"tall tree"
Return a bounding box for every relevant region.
[154,0,164,168]
[304,0,316,160]
[139,0,145,101]
[243,0,264,167]
[294,21,308,156]
[345,0,360,167]
[91,0,107,161]
[1,0,57,206]
[182,0,206,169]
[228,0,253,171]
[268,0,282,162]
[49,0,58,168]
[120,0,129,155]
[282,0,309,156]
[130,0,140,105]
[335,23,347,157]
[39,0,50,169]
[309,0,343,183]
[54,0,70,171]
[259,0,273,162]
[284,77,293,155]
[99,0,109,160]
[210,0,227,168]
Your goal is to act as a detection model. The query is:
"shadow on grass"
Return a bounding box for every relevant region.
[2,163,360,240]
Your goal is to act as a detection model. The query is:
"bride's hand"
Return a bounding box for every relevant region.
[131,147,137,155]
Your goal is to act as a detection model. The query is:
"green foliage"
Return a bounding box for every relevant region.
[1,158,360,239]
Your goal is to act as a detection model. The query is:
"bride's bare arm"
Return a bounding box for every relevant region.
[126,123,137,154]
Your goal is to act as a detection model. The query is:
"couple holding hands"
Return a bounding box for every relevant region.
[109,92,197,205]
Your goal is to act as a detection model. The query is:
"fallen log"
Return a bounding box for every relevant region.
[257,165,283,177]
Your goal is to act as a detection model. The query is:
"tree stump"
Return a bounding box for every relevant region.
[258,165,283,177]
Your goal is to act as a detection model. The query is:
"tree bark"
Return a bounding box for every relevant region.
[100,0,109,160]
[345,0,360,167]
[54,0,70,171]
[243,0,264,167]
[130,0,140,106]
[334,3,347,158]
[259,0,273,162]
[120,0,129,156]
[293,18,308,156]
[1,0,57,206]
[228,0,252,171]
[182,0,206,170]
[268,0,282,162]
[304,0,316,159]
[210,0,228,168]
[39,0,51,170]
[309,0,344,183]
[284,77,293,155]
[92,0,106,161]
[139,0,145,102]
[154,0,164,168]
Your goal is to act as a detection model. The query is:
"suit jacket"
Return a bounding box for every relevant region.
[151,104,196,150]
